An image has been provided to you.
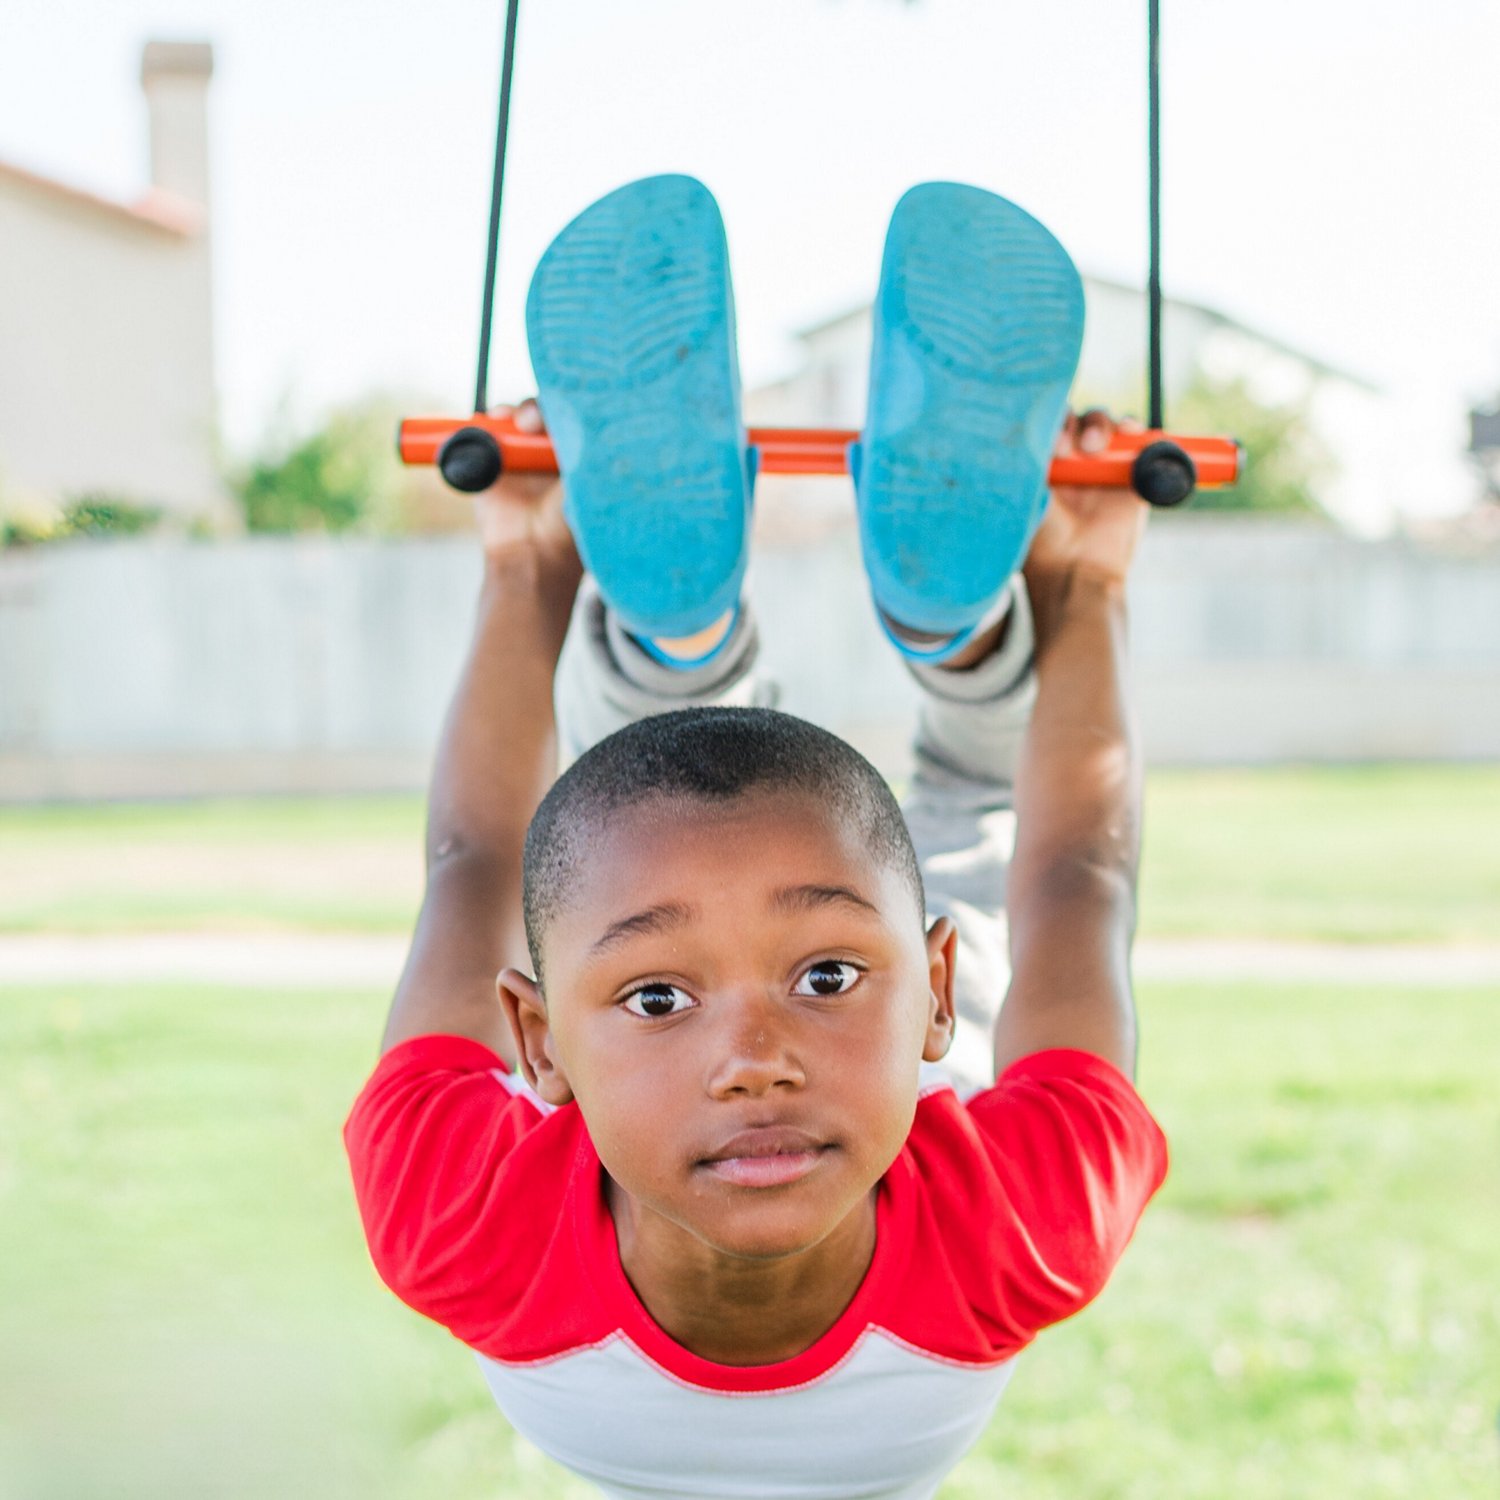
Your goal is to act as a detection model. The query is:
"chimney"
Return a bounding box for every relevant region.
[140,40,214,210]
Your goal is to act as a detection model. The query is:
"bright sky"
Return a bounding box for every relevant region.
[3,0,1497,515]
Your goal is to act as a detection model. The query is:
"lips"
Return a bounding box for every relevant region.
[699,1126,832,1188]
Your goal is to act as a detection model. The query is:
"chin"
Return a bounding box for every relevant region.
[693,1193,861,1262]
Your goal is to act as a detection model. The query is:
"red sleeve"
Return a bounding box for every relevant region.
[342,1034,577,1348]
[903,1048,1168,1357]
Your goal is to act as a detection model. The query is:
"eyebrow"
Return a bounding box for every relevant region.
[585,885,881,960]
[768,884,881,919]
[587,901,697,958]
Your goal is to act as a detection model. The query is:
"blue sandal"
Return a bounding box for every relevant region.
[526,174,753,644]
[853,183,1084,661]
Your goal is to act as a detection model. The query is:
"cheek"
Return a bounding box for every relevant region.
[831,1012,915,1084]
[857,966,934,1062]
[564,1037,691,1184]
[825,1001,926,1124]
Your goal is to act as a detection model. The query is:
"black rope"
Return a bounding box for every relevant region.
[1147,0,1164,431]
[473,0,522,415]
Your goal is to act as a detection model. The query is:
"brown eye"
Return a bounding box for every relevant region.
[794,962,861,998]
[624,984,693,1019]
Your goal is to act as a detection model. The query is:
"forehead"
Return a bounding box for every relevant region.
[595,786,870,887]
[546,788,909,961]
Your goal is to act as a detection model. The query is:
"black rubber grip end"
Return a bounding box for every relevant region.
[438,427,504,493]
[1131,440,1197,507]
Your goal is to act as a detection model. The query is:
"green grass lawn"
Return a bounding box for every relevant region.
[1,979,1495,1498]
[2,764,1498,943]
[1139,765,1500,945]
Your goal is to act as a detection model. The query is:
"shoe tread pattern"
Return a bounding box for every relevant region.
[859,183,1083,634]
[894,211,1083,385]
[528,184,723,392]
[526,176,748,638]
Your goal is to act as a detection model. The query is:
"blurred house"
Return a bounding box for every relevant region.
[747,279,1392,535]
[1469,402,1500,503]
[0,40,228,524]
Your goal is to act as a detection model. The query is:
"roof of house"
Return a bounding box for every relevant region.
[0,155,202,238]
[792,272,1376,392]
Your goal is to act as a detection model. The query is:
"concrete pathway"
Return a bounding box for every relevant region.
[1,933,1498,989]
[0,933,410,988]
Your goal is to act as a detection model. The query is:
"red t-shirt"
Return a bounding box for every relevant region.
[346,1040,1167,1500]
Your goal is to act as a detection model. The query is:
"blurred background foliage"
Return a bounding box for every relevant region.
[0,493,166,546]
[231,393,468,536]
[1172,372,1330,517]
[1067,370,1332,520]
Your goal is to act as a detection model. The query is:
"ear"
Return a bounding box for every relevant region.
[921,915,959,1063]
[497,968,576,1107]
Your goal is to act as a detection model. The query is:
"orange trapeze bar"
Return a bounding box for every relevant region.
[398,415,1241,491]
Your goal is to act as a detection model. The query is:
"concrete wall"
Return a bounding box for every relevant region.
[1,519,1496,801]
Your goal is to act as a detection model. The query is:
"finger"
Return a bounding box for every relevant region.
[514,397,545,434]
[1117,414,1146,435]
[1054,409,1080,457]
[1076,408,1114,453]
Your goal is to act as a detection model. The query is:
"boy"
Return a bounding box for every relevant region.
[346,177,1168,1499]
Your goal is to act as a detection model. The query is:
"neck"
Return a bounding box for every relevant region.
[607,1179,878,1367]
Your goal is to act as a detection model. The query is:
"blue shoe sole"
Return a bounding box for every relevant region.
[525,175,751,641]
[856,183,1085,644]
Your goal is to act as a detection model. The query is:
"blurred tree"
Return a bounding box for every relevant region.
[1170,373,1330,517]
[0,513,52,546]
[234,394,464,535]
[61,495,164,536]
[236,401,384,533]
[1073,370,1331,518]
[1,491,165,546]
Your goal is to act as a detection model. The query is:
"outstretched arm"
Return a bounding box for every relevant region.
[994,413,1148,1080]
[380,403,581,1058]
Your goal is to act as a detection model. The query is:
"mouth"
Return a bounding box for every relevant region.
[697,1127,834,1189]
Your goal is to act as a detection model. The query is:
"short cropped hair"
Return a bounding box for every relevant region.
[522,707,925,982]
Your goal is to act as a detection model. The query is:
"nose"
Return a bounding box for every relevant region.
[706,989,806,1100]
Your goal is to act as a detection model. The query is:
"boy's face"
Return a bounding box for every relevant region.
[501,788,956,1264]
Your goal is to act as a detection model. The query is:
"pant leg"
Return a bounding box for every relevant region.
[902,578,1037,1099]
[554,579,774,764]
